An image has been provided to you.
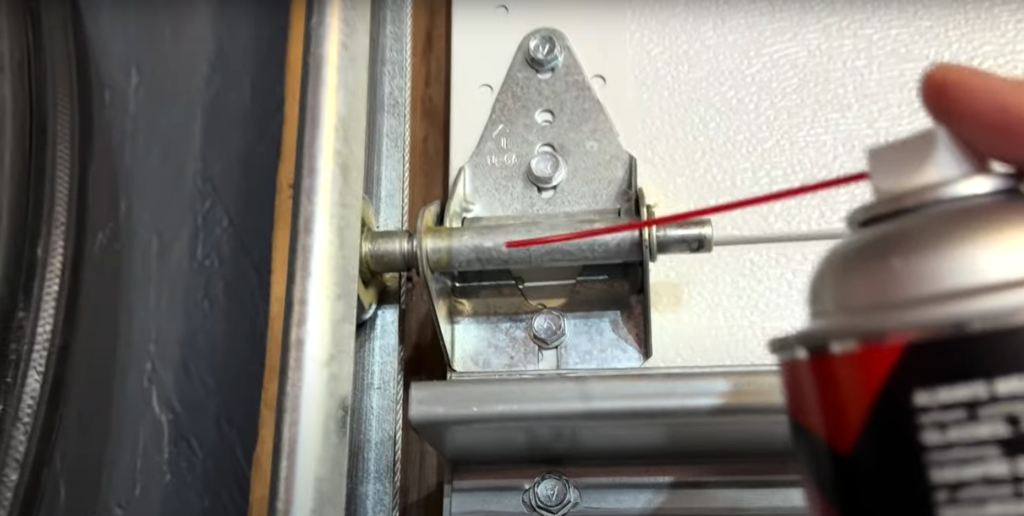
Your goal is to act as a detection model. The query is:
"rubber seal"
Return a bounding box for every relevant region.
[0,2,80,514]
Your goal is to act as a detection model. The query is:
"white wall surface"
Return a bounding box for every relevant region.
[450,0,1024,367]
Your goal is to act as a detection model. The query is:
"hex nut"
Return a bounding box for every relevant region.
[528,151,567,189]
[522,473,580,516]
[526,32,563,73]
[529,309,567,349]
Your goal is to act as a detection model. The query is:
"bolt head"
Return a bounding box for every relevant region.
[534,477,568,508]
[523,473,579,516]
[527,32,563,73]
[528,151,566,189]
[530,309,567,349]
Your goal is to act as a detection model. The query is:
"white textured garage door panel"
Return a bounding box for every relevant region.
[647,240,832,367]
[627,0,1024,237]
[451,0,1024,367]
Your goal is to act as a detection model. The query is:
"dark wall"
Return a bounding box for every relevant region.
[35,1,287,514]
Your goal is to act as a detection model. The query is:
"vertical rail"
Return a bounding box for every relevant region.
[349,0,413,515]
[270,0,372,514]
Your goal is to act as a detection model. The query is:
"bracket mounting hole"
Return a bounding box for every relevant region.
[537,70,553,80]
[536,143,556,154]
[590,75,607,91]
[478,84,493,96]
[495,4,508,15]
[538,187,555,199]
[535,109,555,126]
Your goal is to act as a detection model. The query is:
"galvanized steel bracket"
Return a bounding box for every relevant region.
[425,29,654,375]
[445,28,636,224]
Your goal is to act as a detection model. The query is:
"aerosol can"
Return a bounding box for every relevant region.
[771,127,1024,516]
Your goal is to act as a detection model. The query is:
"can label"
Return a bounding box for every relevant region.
[782,327,1024,516]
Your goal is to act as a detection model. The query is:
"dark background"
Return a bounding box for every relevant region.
[34,1,287,514]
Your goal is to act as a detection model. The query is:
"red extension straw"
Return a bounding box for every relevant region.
[505,172,870,249]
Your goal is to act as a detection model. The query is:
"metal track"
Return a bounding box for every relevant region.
[409,369,793,465]
[270,0,372,513]
[447,464,806,516]
[271,0,412,514]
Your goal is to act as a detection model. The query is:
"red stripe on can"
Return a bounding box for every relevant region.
[781,337,908,456]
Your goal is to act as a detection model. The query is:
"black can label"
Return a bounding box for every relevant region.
[782,328,1024,516]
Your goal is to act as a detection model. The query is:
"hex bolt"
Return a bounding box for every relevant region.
[526,32,563,73]
[528,151,567,190]
[535,477,568,508]
[529,309,567,349]
[522,472,581,516]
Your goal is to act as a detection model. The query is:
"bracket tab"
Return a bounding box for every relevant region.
[447,28,635,225]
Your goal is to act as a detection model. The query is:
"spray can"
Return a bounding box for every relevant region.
[771,127,1024,516]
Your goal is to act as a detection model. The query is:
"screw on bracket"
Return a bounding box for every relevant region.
[529,309,568,349]
[522,473,581,516]
[528,150,567,190]
[526,31,563,73]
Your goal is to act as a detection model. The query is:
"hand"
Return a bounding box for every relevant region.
[922,64,1024,169]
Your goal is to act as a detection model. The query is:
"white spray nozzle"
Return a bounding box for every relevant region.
[867,127,984,199]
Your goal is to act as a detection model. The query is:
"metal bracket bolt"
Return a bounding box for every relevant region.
[526,31,563,73]
[528,150,567,189]
[522,472,581,516]
[529,309,568,349]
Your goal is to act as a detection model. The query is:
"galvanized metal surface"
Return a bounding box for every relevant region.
[362,218,712,274]
[409,369,792,464]
[448,307,648,372]
[417,202,455,367]
[416,29,667,373]
[364,0,412,231]
[270,0,372,513]
[362,229,415,274]
[654,220,714,256]
[418,203,654,373]
[435,217,649,272]
[638,188,653,363]
[351,1,412,516]
[447,463,806,516]
[446,28,635,223]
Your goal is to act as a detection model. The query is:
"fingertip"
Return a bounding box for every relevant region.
[918,64,1024,166]
[920,63,981,127]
